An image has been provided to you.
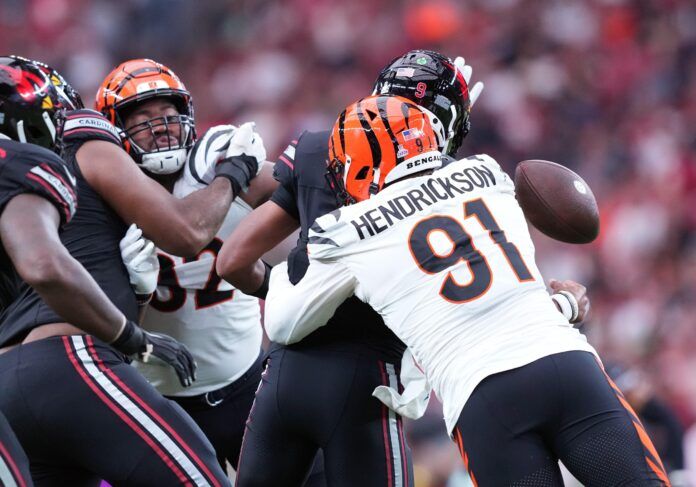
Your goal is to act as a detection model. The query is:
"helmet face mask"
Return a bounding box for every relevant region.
[373,50,471,157]
[118,96,194,175]
[96,59,196,175]
[328,95,441,205]
[0,55,78,152]
[325,155,355,207]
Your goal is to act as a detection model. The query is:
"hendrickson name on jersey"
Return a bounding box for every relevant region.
[350,164,497,239]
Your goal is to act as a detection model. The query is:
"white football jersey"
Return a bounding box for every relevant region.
[135,173,262,397]
[266,154,597,433]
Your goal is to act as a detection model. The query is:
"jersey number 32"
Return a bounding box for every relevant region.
[150,238,233,312]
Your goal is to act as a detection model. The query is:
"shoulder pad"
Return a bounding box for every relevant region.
[274,133,303,183]
[61,109,122,148]
[468,153,500,167]
[288,129,332,189]
[0,141,77,226]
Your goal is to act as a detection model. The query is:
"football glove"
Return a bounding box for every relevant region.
[214,122,266,197]
[453,56,484,107]
[119,224,159,295]
[112,320,197,387]
[186,124,237,186]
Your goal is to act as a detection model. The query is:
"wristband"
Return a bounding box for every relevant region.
[552,292,579,323]
[214,155,257,198]
[249,261,272,299]
[110,319,146,356]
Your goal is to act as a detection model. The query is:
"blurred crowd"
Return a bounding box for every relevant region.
[1,0,694,484]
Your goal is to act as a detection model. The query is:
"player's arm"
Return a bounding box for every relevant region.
[1,193,128,340]
[239,162,279,209]
[78,140,235,257]
[217,134,299,295]
[1,193,196,385]
[216,200,298,295]
[264,259,356,344]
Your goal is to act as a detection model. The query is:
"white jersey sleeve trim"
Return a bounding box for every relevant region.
[265,260,356,344]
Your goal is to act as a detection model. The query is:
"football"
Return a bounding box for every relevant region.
[514,159,599,244]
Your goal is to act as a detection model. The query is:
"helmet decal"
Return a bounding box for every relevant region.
[0,56,77,151]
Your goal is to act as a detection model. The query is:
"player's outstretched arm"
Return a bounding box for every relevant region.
[217,200,298,296]
[1,193,196,386]
[78,140,234,257]
[264,259,356,344]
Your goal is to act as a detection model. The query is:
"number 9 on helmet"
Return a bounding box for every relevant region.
[327,95,442,205]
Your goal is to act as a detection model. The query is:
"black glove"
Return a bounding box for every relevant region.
[214,155,259,198]
[111,320,197,387]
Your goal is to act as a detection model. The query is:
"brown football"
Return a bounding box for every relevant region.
[514,160,599,244]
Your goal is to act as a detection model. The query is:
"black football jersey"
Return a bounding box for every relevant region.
[0,110,136,347]
[270,130,406,359]
[0,139,77,311]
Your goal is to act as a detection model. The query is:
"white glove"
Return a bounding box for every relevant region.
[372,349,431,420]
[119,224,160,295]
[224,121,267,175]
[454,56,484,107]
[185,124,237,186]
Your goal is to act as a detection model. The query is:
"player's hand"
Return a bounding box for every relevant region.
[224,122,266,170]
[186,124,237,185]
[141,331,197,387]
[119,224,159,295]
[550,279,590,324]
[214,122,267,197]
[112,320,197,387]
[453,56,484,107]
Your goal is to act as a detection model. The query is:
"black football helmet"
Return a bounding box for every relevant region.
[0,56,78,151]
[373,50,471,156]
[33,58,84,110]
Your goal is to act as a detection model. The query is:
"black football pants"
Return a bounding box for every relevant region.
[169,352,263,471]
[453,351,671,486]
[0,335,230,486]
[235,346,413,487]
[0,410,32,487]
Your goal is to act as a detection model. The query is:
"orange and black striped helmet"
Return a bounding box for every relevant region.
[328,95,441,204]
[95,59,195,174]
